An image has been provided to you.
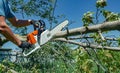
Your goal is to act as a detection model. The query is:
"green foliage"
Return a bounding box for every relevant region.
[96,0,107,8]
[1,47,120,73]
[117,37,120,46]
[82,11,94,26]
[102,10,120,21]
[0,63,6,72]
[8,42,74,73]
[69,47,120,73]
[80,0,120,72]
[9,0,54,18]
[97,50,120,73]
[90,33,102,44]
[8,0,56,35]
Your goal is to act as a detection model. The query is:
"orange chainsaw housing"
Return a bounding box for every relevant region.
[27,30,38,44]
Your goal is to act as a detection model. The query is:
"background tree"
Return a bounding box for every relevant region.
[1,0,120,73]
[8,0,57,35]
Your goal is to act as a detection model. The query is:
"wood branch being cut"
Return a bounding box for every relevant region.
[54,20,120,38]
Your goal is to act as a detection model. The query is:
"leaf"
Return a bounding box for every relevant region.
[82,11,94,26]
[105,52,113,58]
[96,0,107,8]
[102,10,119,21]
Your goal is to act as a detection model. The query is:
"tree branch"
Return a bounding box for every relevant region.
[67,35,117,41]
[54,20,120,38]
[54,38,120,51]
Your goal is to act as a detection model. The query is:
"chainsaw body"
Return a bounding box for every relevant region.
[27,30,38,44]
[22,30,41,56]
[23,20,69,56]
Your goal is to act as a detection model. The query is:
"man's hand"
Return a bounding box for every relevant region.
[19,41,32,51]
[30,20,39,27]
[30,20,45,28]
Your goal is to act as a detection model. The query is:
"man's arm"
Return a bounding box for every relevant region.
[0,16,21,46]
[8,17,32,27]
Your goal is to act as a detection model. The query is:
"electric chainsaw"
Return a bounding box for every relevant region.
[23,20,69,56]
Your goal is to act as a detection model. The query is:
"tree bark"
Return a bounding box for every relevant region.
[54,38,120,51]
[54,20,120,38]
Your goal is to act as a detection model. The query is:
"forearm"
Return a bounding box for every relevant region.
[0,22,21,46]
[0,16,22,45]
[15,19,31,27]
[8,17,32,27]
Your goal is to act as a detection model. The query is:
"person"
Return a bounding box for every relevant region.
[0,0,38,50]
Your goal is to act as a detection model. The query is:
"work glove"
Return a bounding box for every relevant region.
[30,20,46,28]
[19,41,32,52]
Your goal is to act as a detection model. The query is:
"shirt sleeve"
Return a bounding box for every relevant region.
[0,10,5,17]
[0,0,5,17]
[6,4,15,18]
[0,0,15,18]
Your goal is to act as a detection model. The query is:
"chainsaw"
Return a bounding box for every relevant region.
[23,20,69,56]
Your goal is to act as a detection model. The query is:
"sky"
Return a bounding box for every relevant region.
[2,0,120,50]
[55,0,120,28]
